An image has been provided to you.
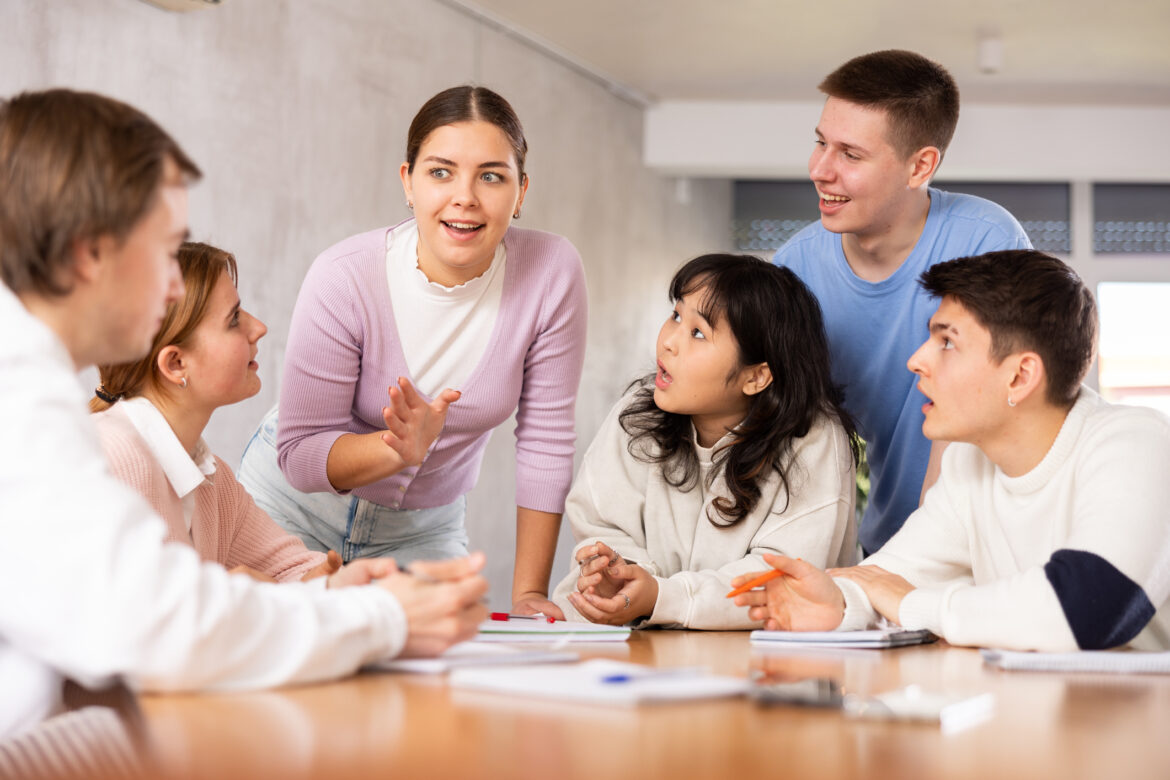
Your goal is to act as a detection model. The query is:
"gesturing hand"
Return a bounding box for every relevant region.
[381,377,461,467]
[730,554,845,631]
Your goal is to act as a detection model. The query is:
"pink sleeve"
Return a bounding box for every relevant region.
[276,253,365,495]
[215,457,325,582]
[514,239,589,513]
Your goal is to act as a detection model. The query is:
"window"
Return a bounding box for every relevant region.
[1096,282,1170,417]
[1093,184,1170,254]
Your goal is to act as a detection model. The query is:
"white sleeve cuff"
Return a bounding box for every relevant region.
[833,576,878,631]
[898,587,945,634]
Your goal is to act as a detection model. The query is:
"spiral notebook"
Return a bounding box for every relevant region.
[476,615,631,643]
[751,628,937,649]
[981,648,1170,674]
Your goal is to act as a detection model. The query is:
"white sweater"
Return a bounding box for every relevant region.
[553,393,857,629]
[838,388,1170,651]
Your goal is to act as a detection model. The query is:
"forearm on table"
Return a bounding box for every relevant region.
[512,507,562,600]
[325,432,407,491]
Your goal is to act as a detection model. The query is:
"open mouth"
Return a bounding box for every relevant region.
[655,361,673,389]
[817,189,850,207]
[441,220,485,236]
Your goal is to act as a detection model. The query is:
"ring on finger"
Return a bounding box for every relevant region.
[622,593,631,610]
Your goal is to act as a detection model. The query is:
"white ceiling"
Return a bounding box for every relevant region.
[448,0,1170,105]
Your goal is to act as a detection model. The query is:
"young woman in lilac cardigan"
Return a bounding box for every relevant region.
[238,86,588,618]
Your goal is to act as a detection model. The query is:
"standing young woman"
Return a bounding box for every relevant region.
[239,85,587,617]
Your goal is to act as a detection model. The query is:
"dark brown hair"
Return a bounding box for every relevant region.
[0,88,200,297]
[819,49,959,160]
[620,254,857,527]
[405,85,527,179]
[90,241,237,412]
[919,249,1098,407]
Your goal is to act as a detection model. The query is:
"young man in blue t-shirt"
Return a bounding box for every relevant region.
[773,49,1031,555]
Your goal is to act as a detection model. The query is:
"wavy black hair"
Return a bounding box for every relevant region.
[619,254,858,527]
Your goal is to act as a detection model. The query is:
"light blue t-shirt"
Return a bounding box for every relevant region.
[774,188,1031,554]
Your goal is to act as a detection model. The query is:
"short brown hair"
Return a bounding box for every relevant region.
[404,85,527,179]
[919,250,1098,407]
[819,50,959,160]
[0,88,200,297]
[90,241,236,413]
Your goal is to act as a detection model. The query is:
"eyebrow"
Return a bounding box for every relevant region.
[421,155,512,169]
[929,321,958,336]
[814,128,866,156]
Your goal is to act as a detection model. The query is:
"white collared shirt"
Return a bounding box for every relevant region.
[0,283,407,740]
[118,397,216,534]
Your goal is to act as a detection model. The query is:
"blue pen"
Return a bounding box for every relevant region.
[600,666,706,684]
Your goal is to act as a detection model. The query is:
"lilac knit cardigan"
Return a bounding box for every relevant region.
[276,221,588,514]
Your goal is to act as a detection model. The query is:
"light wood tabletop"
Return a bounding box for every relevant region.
[133,630,1170,780]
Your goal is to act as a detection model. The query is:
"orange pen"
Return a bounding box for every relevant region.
[725,569,784,598]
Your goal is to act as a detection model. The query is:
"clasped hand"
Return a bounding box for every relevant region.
[566,541,658,625]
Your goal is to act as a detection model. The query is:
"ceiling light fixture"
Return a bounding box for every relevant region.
[977,28,1003,74]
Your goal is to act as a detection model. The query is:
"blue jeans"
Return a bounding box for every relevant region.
[237,406,469,565]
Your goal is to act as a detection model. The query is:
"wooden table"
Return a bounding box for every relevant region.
[134,631,1170,780]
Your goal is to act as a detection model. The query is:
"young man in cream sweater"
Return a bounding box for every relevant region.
[735,249,1170,652]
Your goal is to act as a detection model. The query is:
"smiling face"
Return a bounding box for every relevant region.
[400,120,528,287]
[179,269,268,412]
[654,285,762,447]
[92,157,188,365]
[907,296,1016,447]
[807,97,923,240]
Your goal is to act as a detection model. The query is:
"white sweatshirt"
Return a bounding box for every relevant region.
[838,388,1170,651]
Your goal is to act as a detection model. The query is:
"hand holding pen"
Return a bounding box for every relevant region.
[728,554,846,632]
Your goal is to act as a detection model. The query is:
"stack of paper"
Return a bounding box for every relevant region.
[449,659,749,705]
[369,641,578,674]
[750,628,937,649]
[981,648,1170,674]
[476,617,631,643]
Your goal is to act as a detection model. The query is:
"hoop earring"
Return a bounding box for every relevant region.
[1007,395,1016,407]
[180,377,188,389]
[407,200,414,210]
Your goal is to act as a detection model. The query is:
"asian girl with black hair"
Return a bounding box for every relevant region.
[551,254,859,629]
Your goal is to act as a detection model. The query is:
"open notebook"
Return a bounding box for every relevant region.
[369,641,578,674]
[450,659,749,705]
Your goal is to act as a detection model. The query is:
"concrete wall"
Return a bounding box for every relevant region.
[2,0,732,606]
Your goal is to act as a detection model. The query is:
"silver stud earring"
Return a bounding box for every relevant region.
[1007,395,1016,407]
[512,210,521,219]
[407,200,414,210]
[180,377,188,389]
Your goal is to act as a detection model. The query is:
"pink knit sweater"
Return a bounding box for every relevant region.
[94,403,324,582]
